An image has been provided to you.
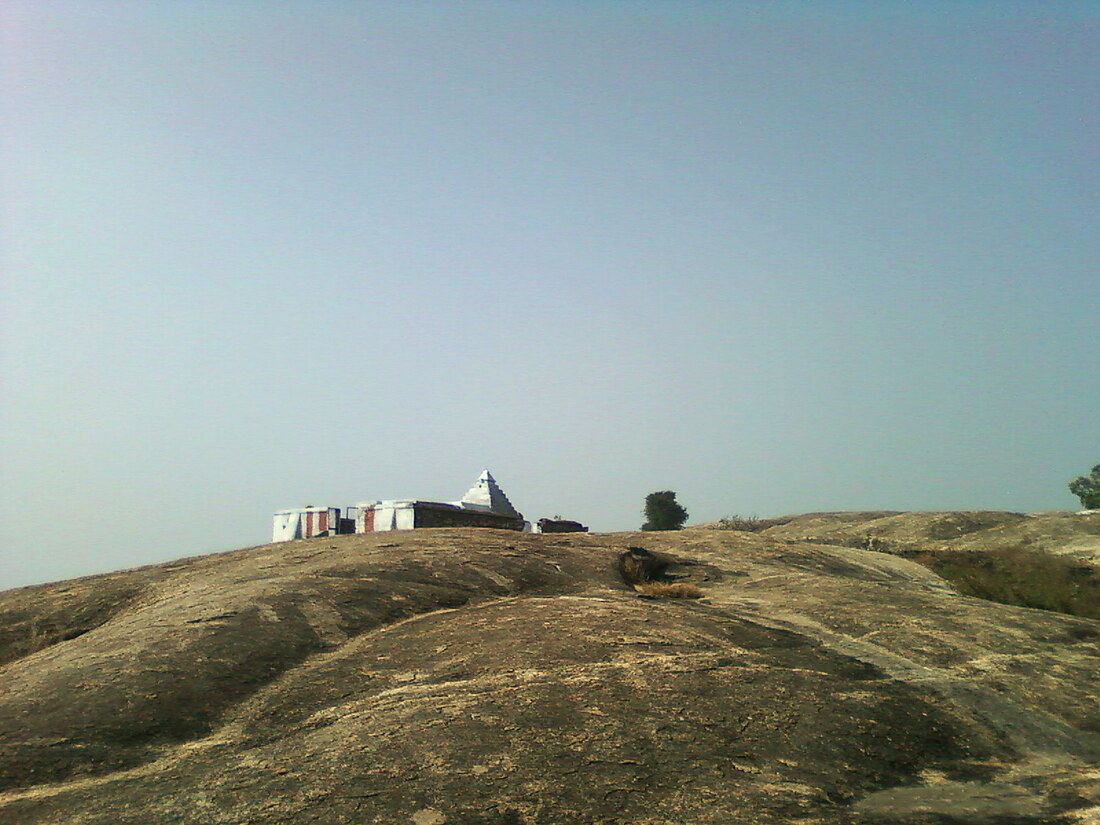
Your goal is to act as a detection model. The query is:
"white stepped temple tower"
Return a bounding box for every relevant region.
[456,470,521,517]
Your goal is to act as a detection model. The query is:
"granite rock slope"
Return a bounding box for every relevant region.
[751,510,1100,563]
[0,522,1097,824]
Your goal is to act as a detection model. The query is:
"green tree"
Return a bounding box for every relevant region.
[1069,464,1100,510]
[641,491,689,531]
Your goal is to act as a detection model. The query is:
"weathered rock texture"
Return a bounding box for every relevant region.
[751,510,1100,564]
[1,514,1098,824]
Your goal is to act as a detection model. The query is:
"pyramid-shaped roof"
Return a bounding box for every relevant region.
[458,470,521,517]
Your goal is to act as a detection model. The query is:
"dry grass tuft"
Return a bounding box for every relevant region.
[633,582,704,599]
[716,515,791,532]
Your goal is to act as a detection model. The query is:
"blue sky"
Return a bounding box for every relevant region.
[2,1,1097,589]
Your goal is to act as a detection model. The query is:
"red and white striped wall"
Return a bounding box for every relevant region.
[272,507,339,542]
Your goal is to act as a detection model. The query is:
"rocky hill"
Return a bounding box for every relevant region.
[744,510,1100,564]
[1,514,1098,824]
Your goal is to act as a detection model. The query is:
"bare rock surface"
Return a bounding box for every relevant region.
[753,510,1100,563]
[1,518,1098,824]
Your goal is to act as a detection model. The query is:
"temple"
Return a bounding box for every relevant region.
[356,470,526,533]
[271,470,527,541]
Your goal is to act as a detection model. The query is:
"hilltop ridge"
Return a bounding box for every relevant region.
[1,512,1098,824]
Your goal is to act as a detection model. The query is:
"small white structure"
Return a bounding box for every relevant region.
[355,501,417,533]
[272,506,340,542]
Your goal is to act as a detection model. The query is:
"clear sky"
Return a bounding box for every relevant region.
[2,1,1097,590]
